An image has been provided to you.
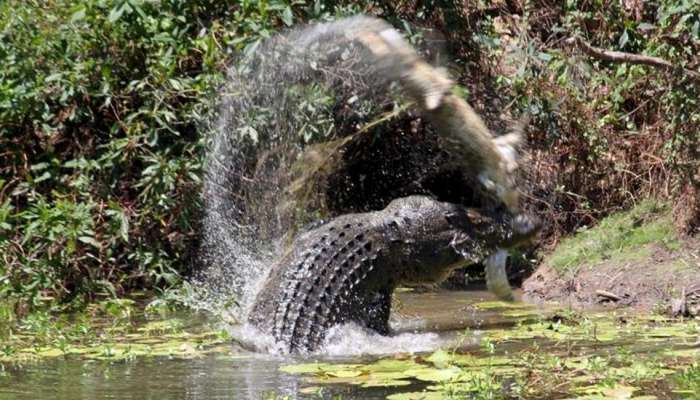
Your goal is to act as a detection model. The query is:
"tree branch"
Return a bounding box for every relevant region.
[565,36,699,81]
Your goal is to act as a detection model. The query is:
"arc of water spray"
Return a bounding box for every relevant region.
[201,16,525,317]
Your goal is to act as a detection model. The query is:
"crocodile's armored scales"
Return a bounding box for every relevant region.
[248,195,538,354]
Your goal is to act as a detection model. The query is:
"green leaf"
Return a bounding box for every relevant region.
[30,162,49,171]
[426,349,451,366]
[387,391,444,400]
[108,3,129,23]
[405,367,461,382]
[637,23,655,32]
[602,385,637,399]
[33,172,51,183]
[78,236,101,248]
[280,363,330,374]
[70,7,86,22]
[281,7,293,26]
[619,30,629,49]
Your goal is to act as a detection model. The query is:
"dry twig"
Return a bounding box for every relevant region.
[596,289,624,302]
[565,36,699,81]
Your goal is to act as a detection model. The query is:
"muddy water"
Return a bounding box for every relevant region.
[1,289,698,399]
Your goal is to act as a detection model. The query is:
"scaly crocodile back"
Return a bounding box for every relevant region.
[250,214,389,353]
[248,196,530,354]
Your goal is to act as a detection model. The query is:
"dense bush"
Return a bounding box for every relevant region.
[1,0,697,311]
[0,0,325,310]
[497,0,700,238]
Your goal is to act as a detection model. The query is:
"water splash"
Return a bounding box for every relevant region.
[194,16,414,321]
[192,14,519,356]
[321,323,444,356]
[230,321,445,357]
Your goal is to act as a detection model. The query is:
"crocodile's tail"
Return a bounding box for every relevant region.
[351,22,525,211]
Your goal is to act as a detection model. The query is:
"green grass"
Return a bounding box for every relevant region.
[673,363,700,399]
[546,200,680,274]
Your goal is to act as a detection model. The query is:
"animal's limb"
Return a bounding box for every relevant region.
[359,288,393,335]
[349,17,522,212]
[484,249,514,301]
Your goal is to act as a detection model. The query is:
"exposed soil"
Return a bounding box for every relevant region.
[523,238,700,316]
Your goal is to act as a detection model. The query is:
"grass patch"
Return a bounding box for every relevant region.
[546,200,680,274]
[673,363,700,398]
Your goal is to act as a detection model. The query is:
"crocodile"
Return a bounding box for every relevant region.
[248,195,538,354]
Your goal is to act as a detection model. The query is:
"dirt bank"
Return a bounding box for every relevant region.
[523,203,700,316]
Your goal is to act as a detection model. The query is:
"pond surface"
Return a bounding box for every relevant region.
[1,289,698,399]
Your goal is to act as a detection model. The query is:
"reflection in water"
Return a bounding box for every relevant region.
[2,353,305,400]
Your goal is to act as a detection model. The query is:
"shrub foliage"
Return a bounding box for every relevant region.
[0,0,319,308]
[1,0,698,309]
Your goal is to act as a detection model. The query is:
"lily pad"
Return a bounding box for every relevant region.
[473,301,532,310]
[325,369,364,378]
[361,378,412,388]
[280,362,355,375]
[404,366,461,382]
[386,391,445,400]
[365,358,422,372]
[36,348,65,357]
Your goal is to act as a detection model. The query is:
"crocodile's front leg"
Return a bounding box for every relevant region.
[355,287,393,335]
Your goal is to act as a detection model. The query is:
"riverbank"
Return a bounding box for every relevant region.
[524,200,700,316]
